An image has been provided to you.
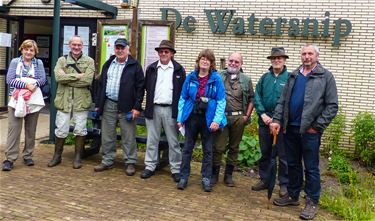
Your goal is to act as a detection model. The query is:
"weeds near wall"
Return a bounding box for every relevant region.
[351,112,375,169]
[322,109,346,156]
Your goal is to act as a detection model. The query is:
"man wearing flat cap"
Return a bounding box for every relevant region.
[252,47,289,197]
[140,40,186,182]
[94,38,145,176]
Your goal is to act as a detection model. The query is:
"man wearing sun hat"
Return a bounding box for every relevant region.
[140,40,186,182]
[94,38,145,176]
[252,47,289,197]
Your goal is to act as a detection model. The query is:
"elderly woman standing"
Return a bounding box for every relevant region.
[176,49,227,192]
[2,39,46,171]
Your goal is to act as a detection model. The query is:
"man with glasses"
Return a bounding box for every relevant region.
[94,38,145,176]
[252,47,289,197]
[140,40,186,182]
[212,52,254,187]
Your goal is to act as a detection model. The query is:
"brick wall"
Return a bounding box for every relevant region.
[2,0,375,151]
[136,0,375,152]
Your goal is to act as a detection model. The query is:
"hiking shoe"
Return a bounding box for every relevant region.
[23,158,34,166]
[94,163,114,172]
[279,185,288,197]
[273,195,300,206]
[171,173,181,183]
[251,180,267,191]
[202,177,212,192]
[125,163,136,176]
[2,160,13,171]
[300,198,318,220]
[140,169,154,179]
[177,179,188,190]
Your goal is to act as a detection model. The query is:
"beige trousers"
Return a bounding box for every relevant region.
[5,107,40,162]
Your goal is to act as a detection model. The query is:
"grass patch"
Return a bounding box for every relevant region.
[321,153,375,220]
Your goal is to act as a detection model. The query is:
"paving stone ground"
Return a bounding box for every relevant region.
[0,113,339,221]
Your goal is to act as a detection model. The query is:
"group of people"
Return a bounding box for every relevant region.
[3,35,338,220]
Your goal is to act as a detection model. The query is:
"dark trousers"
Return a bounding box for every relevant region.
[213,115,245,166]
[180,113,214,181]
[284,126,321,204]
[258,126,288,186]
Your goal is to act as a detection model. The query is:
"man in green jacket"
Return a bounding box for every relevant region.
[252,47,289,197]
[48,35,95,169]
[212,52,254,187]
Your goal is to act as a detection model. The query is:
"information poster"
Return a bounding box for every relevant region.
[0,32,11,47]
[140,25,170,72]
[100,25,128,72]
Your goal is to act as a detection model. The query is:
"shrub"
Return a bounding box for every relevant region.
[327,151,358,184]
[322,109,346,156]
[351,112,375,168]
[237,134,261,167]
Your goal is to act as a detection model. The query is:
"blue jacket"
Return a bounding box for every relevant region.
[177,70,227,130]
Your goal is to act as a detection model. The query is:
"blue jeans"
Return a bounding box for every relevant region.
[284,126,321,204]
[180,113,214,181]
[258,126,288,186]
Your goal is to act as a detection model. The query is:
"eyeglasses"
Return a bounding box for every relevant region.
[229,59,240,64]
[158,50,171,54]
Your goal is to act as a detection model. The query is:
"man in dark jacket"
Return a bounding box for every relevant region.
[270,44,338,220]
[94,38,145,176]
[252,47,289,197]
[140,40,186,182]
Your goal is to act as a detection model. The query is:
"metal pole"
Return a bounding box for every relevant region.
[49,0,60,142]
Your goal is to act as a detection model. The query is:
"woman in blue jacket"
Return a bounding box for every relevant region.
[176,49,227,192]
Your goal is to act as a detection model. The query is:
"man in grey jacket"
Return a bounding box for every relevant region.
[270,44,338,220]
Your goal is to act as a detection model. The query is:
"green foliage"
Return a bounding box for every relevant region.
[237,135,261,167]
[322,109,346,156]
[327,151,358,184]
[64,133,75,145]
[243,113,259,138]
[192,144,203,162]
[351,112,375,168]
[321,173,375,220]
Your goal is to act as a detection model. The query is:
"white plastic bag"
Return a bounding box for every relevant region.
[14,94,27,118]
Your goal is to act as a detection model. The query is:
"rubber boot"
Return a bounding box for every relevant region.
[48,137,65,167]
[224,164,235,187]
[73,136,85,169]
[211,165,220,185]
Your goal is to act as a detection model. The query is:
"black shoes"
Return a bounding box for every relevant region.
[2,160,13,171]
[171,173,181,183]
[23,158,34,166]
[177,179,188,190]
[94,163,114,172]
[125,163,136,176]
[273,195,300,206]
[251,180,268,191]
[202,178,212,192]
[211,165,220,185]
[140,169,155,179]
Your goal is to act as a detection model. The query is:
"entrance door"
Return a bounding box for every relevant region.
[60,18,97,59]
[0,17,20,110]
